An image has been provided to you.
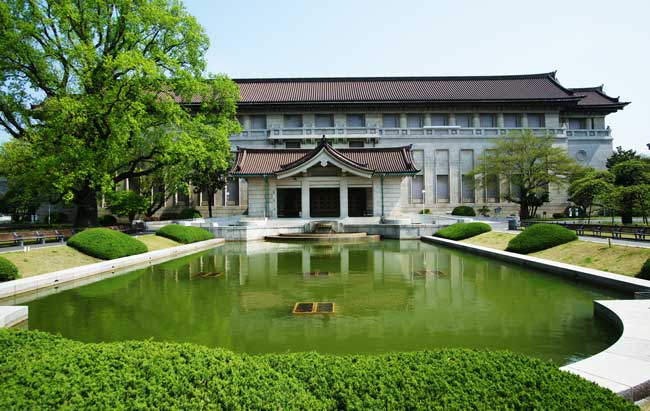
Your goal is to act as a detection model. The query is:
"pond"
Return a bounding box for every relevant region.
[21,240,623,364]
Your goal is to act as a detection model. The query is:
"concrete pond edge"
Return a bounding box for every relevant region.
[0,238,225,327]
[421,235,650,401]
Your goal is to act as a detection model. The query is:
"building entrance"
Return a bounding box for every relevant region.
[309,188,340,217]
[277,188,301,217]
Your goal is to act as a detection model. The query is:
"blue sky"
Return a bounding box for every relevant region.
[185,0,650,153]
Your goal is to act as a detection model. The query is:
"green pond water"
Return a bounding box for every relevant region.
[23,240,623,364]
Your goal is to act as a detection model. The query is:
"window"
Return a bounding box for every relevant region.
[407,114,423,128]
[285,141,301,149]
[568,118,587,130]
[349,140,364,148]
[503,114,521,128]
[236,116,245,128]
[486,174,500,202]
[383,114,399,128]
[284,114,303,128]
[224,179,239,206]
[430,114,449,126]
[411,175,424,204]
[346,114,365,127]
[527,113,544,128]
[314,114,334,128]
[436,175,449,201]
[461,175,475,203]
[250,115,266,129]
[479,113,496,127]
[455,114,471,127]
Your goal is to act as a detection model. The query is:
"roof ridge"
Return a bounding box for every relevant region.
[233,72,557,83]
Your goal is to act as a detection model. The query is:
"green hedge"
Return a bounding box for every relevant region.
[0,330,635,410]
[638,258,650,280]
[156,224,214,244]
[434,222,492,240]
[506,223,578,254]
[98,214,118,226]
[0,256,19,282]
[451,205,476,216]
[67,228,147,260]
[179,207,202,219]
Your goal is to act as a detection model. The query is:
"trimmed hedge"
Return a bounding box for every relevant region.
[98,214,118,226]
[434,222,492,240]
[179,207,201,219]
[156,224,214,244]
[638,258,650,280]
[67,228,147,260]
[0,330,636,410]
[451,205,476,216]
[0,256,19,282]
[506,223,578,254]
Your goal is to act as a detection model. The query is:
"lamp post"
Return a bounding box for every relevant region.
[422,189,426,214]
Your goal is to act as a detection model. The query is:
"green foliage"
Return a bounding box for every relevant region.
[476,205,490,217]
[98,214,118,226]
[552,212,565,219]
[178,207,202,219]
[607,146,641,169]
[0,330,636,411]
[106,191,149,222]
[0,0,240,226]
[418,208,431,214]
[156,224,214,244]
[67,228,147,260]
[159,212,180,221]
[568,169,614,220]
[609,159,650,224]
[506,224,578,254]
[0,256,19,282]
[472,130,580,219]
[434,222,492,240]
[638,258,650,280]
[451,205,476,216]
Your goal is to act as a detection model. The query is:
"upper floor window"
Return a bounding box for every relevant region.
[503,113,522,128]
[349,140,364,148]
[479,113,496,128]
[430,114,449,126]
[285,141,301,149]
[527,113,545,128]
[455,113,471,127]
[250,115,267,130]
[383,114,399,128]
[284,114,303,128]
[236,116,245,128]
[568,118,587,130]
[407,114,423,128]
[314,114,334,128]
[346,114,365,127]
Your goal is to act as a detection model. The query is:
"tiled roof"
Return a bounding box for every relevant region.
[234,73,581,104]
[231,139,418,176]
[569,86,628,107]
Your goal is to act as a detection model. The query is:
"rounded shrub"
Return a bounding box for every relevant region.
[98,214,118,226]
[451,206,476,216]
[433,222,492,240]
[638,258,650,280]
[0,256,19,282]
[0,330,636,411]
[179,208,201,219]
[67,228,147,260]
[506,223,578,254]
[156,224,214,244]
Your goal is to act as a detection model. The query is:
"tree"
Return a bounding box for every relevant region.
[472,130,580,219]
[606,146,641,169]
[105,190,148,222]
[568,169,614,222]
[0,0,240,227]
[610,159,650,224]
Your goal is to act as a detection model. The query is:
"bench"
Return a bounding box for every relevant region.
[39,230,65,243]
[0,232,18,245]
[13,231,44,246]
[612,226,623,239]
[575,225,585,235]
[591,225,603,237]
[635,227,647,240]
[56,228,76,239]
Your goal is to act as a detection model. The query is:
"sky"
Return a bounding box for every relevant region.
[184,0,650,153]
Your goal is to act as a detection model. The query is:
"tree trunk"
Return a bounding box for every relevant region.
[519,202,530,220]
[207,189,214,218]
[621,210,633,225]
[73,184,99,227]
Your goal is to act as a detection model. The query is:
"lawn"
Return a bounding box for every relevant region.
[0,235,181,278]
[462,232,650,276]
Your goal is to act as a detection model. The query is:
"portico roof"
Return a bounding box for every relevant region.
[230,138,419,177]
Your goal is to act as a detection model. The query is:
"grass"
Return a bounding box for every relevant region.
[462,232,650,276]
[0,235,181,278]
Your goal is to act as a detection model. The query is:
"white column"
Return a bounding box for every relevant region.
[340,179,348,218]
[301,179,310,218]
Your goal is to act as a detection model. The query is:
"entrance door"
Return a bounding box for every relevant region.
[348,187,369,217]
[310,188,340,217]
[277,188,301,217]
